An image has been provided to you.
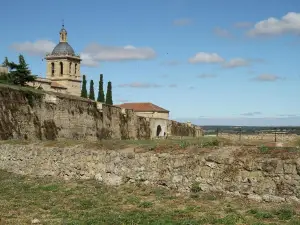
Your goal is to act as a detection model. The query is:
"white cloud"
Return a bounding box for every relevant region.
[278,114,300,117]
[160,60,181,66]
[197,74,217,78]
[160,74,169,78]
[222,58,250,68]
[10,40,155,66]
[189,52,224,64]
[253,74,281,82]
[118,82,162,88]
[169,84,177,88]
[173,18,192,26]
[214,27,232,38]
[10,40,56,56]
[240,112,262,116]
[81,43,156,66]
[188,52,263,69]
[234,22,253,28]
[247,12,300,37]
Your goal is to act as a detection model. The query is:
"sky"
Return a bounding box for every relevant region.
[1,0,300,126]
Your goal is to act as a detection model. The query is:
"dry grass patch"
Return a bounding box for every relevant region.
[0,136,227,152]
[0,170,299,225]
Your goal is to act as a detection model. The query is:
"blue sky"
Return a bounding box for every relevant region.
[1,0,300,126]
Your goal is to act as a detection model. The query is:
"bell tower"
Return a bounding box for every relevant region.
[45,23,82,96]
[60,24,67,42]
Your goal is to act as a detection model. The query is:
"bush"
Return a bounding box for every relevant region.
[190,182,201,193]
[259,145,269,153]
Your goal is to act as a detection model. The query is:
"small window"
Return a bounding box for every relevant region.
[51,63,55,76]
[69,62,72,74]
[60,62,63,75]
[75,64,77,74]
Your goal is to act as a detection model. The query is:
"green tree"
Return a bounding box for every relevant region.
[7,54,36,86]
[81,75,88,98]
[2,57,9,67]
[105,81,113,105]
[97,74,105,102]
[89,80,95,100]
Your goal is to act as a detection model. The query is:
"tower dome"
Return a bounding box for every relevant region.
[51,42,75,56]
[51,24,75,56]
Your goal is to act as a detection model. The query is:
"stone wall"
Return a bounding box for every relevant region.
[0,143,299,203]
[219,133,299,143]
[0,66,8,74]
[0,84,201,140]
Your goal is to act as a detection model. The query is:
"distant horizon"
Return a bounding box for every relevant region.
[175,116,300,127]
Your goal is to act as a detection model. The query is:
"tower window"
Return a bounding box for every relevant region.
[69,62,72,74]
[75,64,77,74]
[60,62,63,75]
[51,63,55,76]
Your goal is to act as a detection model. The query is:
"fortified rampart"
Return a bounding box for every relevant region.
[0,84,202,141]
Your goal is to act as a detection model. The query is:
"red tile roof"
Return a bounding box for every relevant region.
[50,81,67,89]
[118,102,169,113]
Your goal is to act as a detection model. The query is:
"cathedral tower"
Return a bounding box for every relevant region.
[45,24,82,96]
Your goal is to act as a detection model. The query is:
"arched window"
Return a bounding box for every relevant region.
[60,62,63,75]
[75,64,77,75]
[51,63,55,76]
[69,62,72,74]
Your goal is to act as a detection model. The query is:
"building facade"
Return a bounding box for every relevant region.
[29,25,82,96]
[0,66,8,74]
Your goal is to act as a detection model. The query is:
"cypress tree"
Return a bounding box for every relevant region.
[97,74,105,102]
[105,81,113,105]
[89,80,95,100]
[81,75,88,98]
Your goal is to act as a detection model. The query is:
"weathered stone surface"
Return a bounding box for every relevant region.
[248,194,263,202]
[0,144,300,203]
[0,85,201,140]
[262,194,285,203]
[31,218,40,224]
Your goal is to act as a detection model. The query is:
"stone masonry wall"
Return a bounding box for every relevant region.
[219,133,299,143]
[0,144,299,204]
[0,84,200,140]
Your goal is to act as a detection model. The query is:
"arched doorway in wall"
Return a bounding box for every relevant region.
[156,125,162,137]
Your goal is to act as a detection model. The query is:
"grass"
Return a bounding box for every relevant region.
[0,170,299,225]
[0,136,226,152]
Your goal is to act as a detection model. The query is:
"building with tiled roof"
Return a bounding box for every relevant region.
[118,102,170,120]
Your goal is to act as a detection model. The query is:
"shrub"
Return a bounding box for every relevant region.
[259,145,269,153]
[190,182,201,193]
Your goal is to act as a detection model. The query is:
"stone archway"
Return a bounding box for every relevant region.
[156,125,162,137]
